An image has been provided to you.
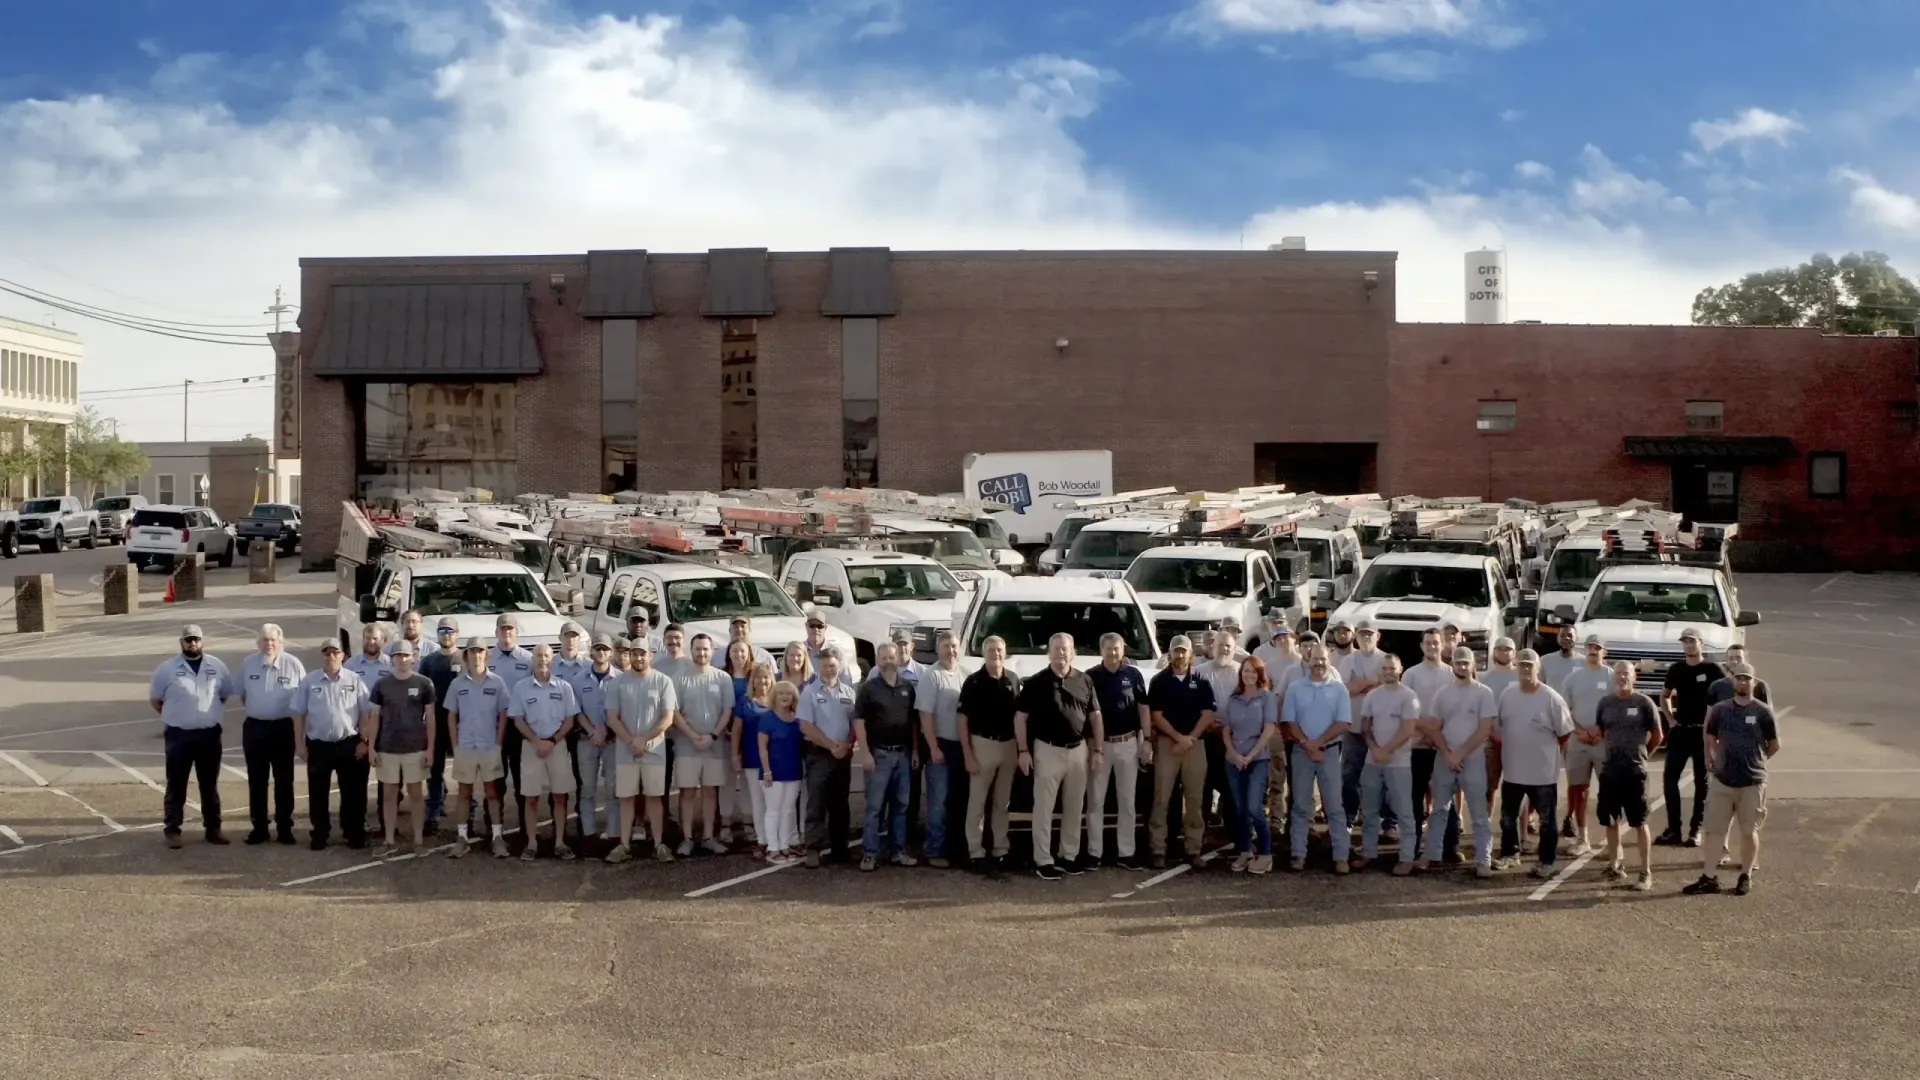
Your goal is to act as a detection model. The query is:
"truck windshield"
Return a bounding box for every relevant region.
[665,577,802,623]
[848,564,959,603]
[94,497,135,512]
[966,518,1011,546]
[248,504,297,520]
[966,600,1155,660]
[1351,565,1490,608]
[1125,557,1247,597]
[1065,529,1163,571]
[20,499,63,514]
[1053,515,1090,552]
[1583,581,1726,624]
[1544,548,1602,592]
[410,573,557,617]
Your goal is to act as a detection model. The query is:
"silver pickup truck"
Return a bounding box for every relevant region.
[14,496,102,553]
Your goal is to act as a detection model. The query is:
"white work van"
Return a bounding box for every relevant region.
[950,575,1160,678]
[865,513,1012,584]
[345,555,569,650]
[1533,531,1606,644]
[1329,551,1537,668]
[1122,543,1311,652]
[1560,564,1758,695]
[1035,511,1095,575]
[962,450,1111,554]
[1282,524,1365,633]
[575,559,856,666]
[779,549,960,672]
[1055,517,1176,578]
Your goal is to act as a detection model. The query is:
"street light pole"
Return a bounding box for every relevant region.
[182,379,193,440]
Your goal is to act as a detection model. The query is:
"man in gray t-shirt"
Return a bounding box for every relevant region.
[366,644,437,855]
[1687,665,1780,896]
[1593,660,1662,891]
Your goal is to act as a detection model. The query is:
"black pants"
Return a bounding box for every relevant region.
[242,717,296,835]
[1203,733,1229,822]
[1663,726,1709,836]
[307,737,370,843]
[802,746,852,857]
[1499,781,1560,864]
[163,725,223,834]
[503,725,524,819]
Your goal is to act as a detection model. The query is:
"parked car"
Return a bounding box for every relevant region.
[235,503,302,556]
[125,505,237,570]
[92,494,149,545]
[15,496,102,553]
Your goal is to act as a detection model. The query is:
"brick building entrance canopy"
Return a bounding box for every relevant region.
[1622,435,1798,460]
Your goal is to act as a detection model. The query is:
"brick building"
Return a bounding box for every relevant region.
[293,247,1920,569]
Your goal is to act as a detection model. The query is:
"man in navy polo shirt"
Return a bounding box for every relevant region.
[1147,635,1217,870]
[1086,632,1149,871]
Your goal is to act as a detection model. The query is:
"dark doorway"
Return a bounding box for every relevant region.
[1671,463,1741,526]
[1255,443,1378,495]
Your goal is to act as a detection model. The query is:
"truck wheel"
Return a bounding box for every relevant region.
[217,540,235,568]
[81,524,97,550]
[1,530,15,559]
[41,528,62,554]
[236,538,250,557]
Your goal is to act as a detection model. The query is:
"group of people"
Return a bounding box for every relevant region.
[145,607,1780,896]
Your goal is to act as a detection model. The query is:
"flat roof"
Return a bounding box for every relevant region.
[0,314,83,343]
[301,247,1398,268]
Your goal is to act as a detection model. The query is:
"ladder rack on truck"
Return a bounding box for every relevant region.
[1598,523,1738,567]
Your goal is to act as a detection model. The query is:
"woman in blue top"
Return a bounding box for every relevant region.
[779,642,813,691]
[757,680,808,863]
[729,656,775,857]
[1220,656,1280,875]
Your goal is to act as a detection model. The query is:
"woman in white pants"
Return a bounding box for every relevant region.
[730,660,777,857]
[758,681,807,862]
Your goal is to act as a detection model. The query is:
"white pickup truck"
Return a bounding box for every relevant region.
[14,496,102,553]
[1329,551,1537,669]
[1122,543,1310,653]
[344,555,570,650]
[778,548,959,672]
[571,558,856,665]
[949,575,1160,678]
[1559,563,1759,695]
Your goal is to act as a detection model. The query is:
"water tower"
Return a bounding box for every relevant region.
[1465,248,1508,323]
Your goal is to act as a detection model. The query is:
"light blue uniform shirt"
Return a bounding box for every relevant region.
[507,675,579,740]
[552,653,592,688]
[447,671,509,750]
[797,678,856,743]
[569,664,620,730]
[239,652,307,719]
[1282,673,1352,743]
[345,651,392,683]
[149,654,236,731]
[292,668,371,742]
[490,645,534,690]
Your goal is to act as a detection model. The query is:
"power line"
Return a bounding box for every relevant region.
[0,275,285,330]
[81,374,273,397]
[85,383,273,405]
[0,282,275,346]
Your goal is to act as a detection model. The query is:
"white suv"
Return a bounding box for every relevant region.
[780,549,961,672]
[951,575,1160,678]
[126,505,236,571]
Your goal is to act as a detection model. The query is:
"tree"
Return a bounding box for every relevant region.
[1692,251,1920,334]
[65,408,148,501]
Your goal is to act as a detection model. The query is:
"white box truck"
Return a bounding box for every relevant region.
[961,450,1112,556]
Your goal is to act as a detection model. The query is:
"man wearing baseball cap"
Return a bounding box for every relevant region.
[416,616,465,836]
[1492,649,1573,877]
[490,614,534,825]
[1558,634,1615,856]
[607,634,678,862]
[445,637,510,858]
[1337,620,1388,842]
[292,638,373,850]
[148,624,238,848]
[1414,647,1497,877]
[1146,635,1217,869]
[1658,627,1723,847]
[365,640,437,857]
[1685,663,1778,896]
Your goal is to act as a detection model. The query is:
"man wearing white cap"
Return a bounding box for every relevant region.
[1493,649,1572,877]
[1414,647,1497,877]
[149,624,237,848]
[1558,634,1615,855]
[1658,627,1722,847]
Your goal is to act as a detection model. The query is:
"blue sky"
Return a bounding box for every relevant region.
[4,0,1920,438]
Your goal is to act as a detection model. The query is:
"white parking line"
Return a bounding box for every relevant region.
[684,859,801,897]
[1109,843,1236,899]
[48,788,125,833]
[221,763,248,780]
[0,716,163,744]
[0,825,22,845]
[0,751,49,786]
[93,752,166,794]
[1529,775,1692,901]
[279,818,552,888]
[1812,574,1841,594]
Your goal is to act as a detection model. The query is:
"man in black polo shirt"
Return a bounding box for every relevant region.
[854,642,920,872]
[1147,635,1217,870]
[958,636,1022,873]
[1658,627,1723,847]
[1086,632,1149,871]
[1014,633,1103,881]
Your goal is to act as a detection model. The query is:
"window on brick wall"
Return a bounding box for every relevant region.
[360,381,518,497]
[1685,400,1724,433]
[1475,400,1516,432]
[843,318,879,486]
[1808,451,1847,500]
[1893,400,1918,434]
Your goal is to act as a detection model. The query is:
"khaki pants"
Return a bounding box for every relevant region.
[1149,736,1208,857]
[1701,781,1767,875]
[1031,740,1089,867]
[965,736,1018,860]
[1086,734,1140,860]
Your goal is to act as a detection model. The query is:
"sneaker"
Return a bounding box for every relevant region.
[804,850,821,869]
[1410,859,1430,873]
[245,829,269,846]
[718,827,734,845]
[1529,864,1555,880]
[654,844,675,863]
[555,844,577,862]
[1683,874,1722,895]
[379,844,403,859]
[927,857,951,869]
[1653,829,1682,847]
[676,840,695,857]
[605,844,631,864]
[1391,862,1413,877]
[1683,831,1701,849]
[1442,849,1465,865]
[1472,864,1493,879]
[1734,872,1752,896]
[1289,857,1307,872]
[449,840,470,859]
[1633,870,1654,892]
[1349,857,1370,872]
[492,837,510,858]
[1568,841,1594,858]
[1034,863,1064,881]
[1116,856,1146,872]
[701,838,728,856]
[859,854,878,872]
[1493,855,1521,871]
[1334,861,1351,876]
[165,831,184,850]
[1230,853,1252,873]
[1604,863,1626,883]
[520,847,538,862]
[1249,855,1274,875]
[1057,858,1084,876]
[891,853,919,868]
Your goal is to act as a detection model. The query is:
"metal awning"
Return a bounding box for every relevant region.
[822,247,897,316]
[580,250,654,317]
[702,248,774,317]
[310,281,543,377]
[1622,436,1797,461]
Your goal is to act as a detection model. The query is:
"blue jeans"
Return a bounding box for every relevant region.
[1423,756,1492,867]
[1340,732,1368,827]
[1411,747,1462,857]
[924,738,963,859]
[1359,762,1416,860]
[1290,742,1349,860]
[863,747,912,857]
[1226,758,1273,856]
[1500,781,1560,867]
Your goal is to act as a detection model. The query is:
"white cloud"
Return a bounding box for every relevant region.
[1567,144,1691,215]
[1184,0,1503,40]
[1498,108,1524,122]
[1834,167,1920,234]
[1689,107,1804,152]
[0,1,1767,440]
[1339,49,1457,81]
[1513,159,1552,182]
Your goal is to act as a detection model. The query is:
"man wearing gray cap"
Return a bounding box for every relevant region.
[366,640,437,857]
[490,614,534,825]
[569,632,623,846]
[1414,647,1497,877]
[1326,618,1356,661]
[1337,621,1388,840]
[553,620,594,838]
[1493,649,1573,876]
[1558,634,1615,856]
[1685,664,1778,896]
[1147,635,1217,869]
[347,622,394,836]
[149,624,238,848]
[417,616,464,836]
[1658,627,1722,847]
[1480,636,1520,816]
[607,634,677,863]
[292,638,373,850]
[445,637,510,858]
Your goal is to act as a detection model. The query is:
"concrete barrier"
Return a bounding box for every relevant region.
[103,564,140,616]
[169,553,206,603]
[13,574,57,633]
[248,542,276,584]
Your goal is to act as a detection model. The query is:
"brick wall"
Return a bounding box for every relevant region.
[876,252,1396,495]
[1385,323,1920,567]
[756,256,842,487]
[636,258,721,491]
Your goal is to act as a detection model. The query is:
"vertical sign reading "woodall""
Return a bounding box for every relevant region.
[270,331,301,457]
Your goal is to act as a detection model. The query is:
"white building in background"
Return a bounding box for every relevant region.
[0,315,83,505]
[1464,248,1509,324]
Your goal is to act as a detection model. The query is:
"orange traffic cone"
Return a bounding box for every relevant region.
[164,578,175,604]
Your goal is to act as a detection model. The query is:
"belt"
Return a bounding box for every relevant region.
[872,743,910,753]
[973,733,1014,743]
[1105,731,1138,743]
[1038,738,1084,750]
[244,716,293,722]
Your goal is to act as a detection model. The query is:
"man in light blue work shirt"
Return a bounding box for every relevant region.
[491,614,535,821]
[507,644,580,862]
[553,621,595,838]
[798,650,858,866]
[238,622,306,846]
[445,638,510,858]
[347,622,395,836]
[149,624,237,848]
[292,639,373,850]
[569,633,622,845]
[1281,645,1352,873]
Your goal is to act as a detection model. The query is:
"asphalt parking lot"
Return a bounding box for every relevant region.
[0,573,1914,1079]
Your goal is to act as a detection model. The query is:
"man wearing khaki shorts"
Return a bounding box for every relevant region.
[507,644,581,862]
[1684,665,1779,897]
[671,634,735,857]
[1557,635,1614,857]
[446,637,510,858]
[366,641,437,858]
[607,636,678,864]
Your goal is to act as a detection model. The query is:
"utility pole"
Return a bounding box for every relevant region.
[265,287,293,334]
[183,379,193,440]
